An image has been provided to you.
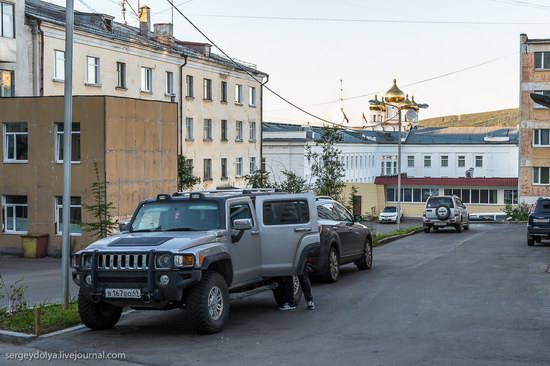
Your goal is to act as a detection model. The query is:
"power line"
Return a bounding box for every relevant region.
[165,0,341,126]
[487,0,550,10]
[153,0,194,16]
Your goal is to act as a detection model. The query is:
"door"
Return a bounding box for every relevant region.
[333,202,363,256]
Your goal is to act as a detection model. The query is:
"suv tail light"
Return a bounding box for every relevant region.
[317,224,322,232]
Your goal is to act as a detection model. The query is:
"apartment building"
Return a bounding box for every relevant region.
[0,0,267,189]
[519,34,550,204]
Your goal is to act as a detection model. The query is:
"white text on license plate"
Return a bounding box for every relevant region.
[105,288,141,299]
[533,218,550,223]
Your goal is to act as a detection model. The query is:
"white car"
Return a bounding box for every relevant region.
[379,206,403,223]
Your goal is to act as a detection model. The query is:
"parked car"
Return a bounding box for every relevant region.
[423,195,470,233]
[527,197,550,246]
[307,197,373,283]
[378,206,403,223]
[468,212,509,221]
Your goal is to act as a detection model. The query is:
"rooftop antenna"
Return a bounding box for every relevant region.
[120,0,127,24]
[340,79,344,124]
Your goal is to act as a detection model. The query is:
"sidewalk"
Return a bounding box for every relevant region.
[363,217,424,234]
[0,255,79,308]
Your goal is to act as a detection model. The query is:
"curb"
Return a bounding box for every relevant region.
[376,228,424,246]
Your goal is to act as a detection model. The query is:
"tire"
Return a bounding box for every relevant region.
[357,237,373,270]
[321,246,340,283]
[436,205,451,220]
[187,271,229,334]
[455,221,463,233]
[273,276,302,306]
[78,290,122,330]
[423,225,431,233]
[528,237,535,246]
[464,223,470,230]
[433,226,439,231]
[535,237,542,243]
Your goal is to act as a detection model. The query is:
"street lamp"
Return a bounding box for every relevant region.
[370,79,428,230]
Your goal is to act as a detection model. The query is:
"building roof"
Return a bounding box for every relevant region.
[25,0,266,77]
[374,177,518,187]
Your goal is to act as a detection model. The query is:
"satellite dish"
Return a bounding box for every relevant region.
[465,168,474,178]
[405,109,418,123]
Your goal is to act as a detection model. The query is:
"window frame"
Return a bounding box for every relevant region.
[249,157,256,174]
[249,121,256,142]
[441,155,449,167]
[54,196,82,236]
[249,86,256,106]
[203,78,212,100]
[534,51,550,70]
[407,155,414,168]
[140,66,152,92]
[203,119,212,140]
[2,195,28,234]
[165,71,174,95]
[185,117,194,140]
[54,50,65,81]
[0,69,14,97]
[85,56,100,85]
[221,157,228,179]
[424,155,432,168]
[186,75,194,98]
[475,155,483,168]
[458,155,466,167]
[221,81,228,102]
[235,120,243,141]
[0,2,15,39]
[54,122,81,164]
[236,157,243,177]
[221,120,228,141]
[203,158,212,180]
[3,122,28,163]
[235,84,243,104]
[116,62,126,89]
[533,167,550,185]
[533,129,550,147]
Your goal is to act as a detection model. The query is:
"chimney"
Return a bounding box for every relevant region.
[154,23,175,46]
[139,5,151,36]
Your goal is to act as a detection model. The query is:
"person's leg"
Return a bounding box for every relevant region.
[278,276,296,310]
[298,267,313,302]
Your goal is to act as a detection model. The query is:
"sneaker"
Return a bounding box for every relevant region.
[307,301,315,310]
[278,302,296,311]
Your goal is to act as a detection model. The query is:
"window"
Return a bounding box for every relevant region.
[230,203,254,228]
[236,157,243,176]
[54,50,65,80]
[534,52,550,70]
[534,167,550,185]
[533,129,550,146]
[235,84,243,104]
[504,190,518,204]
[533,91,550,108]
[203,159,212,180]
[250,157,256,174]
[424,155,431,167]
[203,78,212,100]
[141,67,152,92]
[407,155,414,168]
[380,155,397,176]
[443,188,497,204]
[1,2,14,38]
[249,86,256,106]
[262,200,310,225]
[386,187,438,203]
[116,62,126,88]
[185,118,193,140]
[236,120,243,141]
[249,121,256,141]
[0,69,14,97]
[221,120,228,140]
[3,122,28,162]
[203,119,212,140]
[475,155,483,168]
[2,195,27,233]
[458,155,465,167]
[186,75,194,97]
[54,196,82,235]
[221,81,227,102]
[54,123,81,163]
[186,159,194,175]
[221,158,228,179]
[165,71,174,95]
[441,155,448,167]
[86,56,100,84]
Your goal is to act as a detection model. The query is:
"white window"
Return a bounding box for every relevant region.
[186,75,194,97]
[250,157,257,174]
[221,81,227,102]
[458,155,465,167]
[3,122,28,162]
[249,86,256,106]
[2,195,27,233]
[407,155,414,168]
[475,155,483,168]
[534,52,550,70]
[54,50,65,80]
[236,120,243,141]
[504,190,518,205]
[0,69,14,97]
[203,78,212,100]
[185,118,193,140]
[533,167,550,185]
[221,158,228,178]
[116,62,126,88]
[235,84,243,104]
[186,159,194,175]
[1,2,14,38]
[533,129,550,146]
[54,196,82,235]
[441,155,448,167]
[203,159,212,180]
[141,67,152,92]
[424,155,431,168]
[380,155,397,176]
[165,71,174,95]
[221,120,228,140]
[249,121,256,141]
[203,119,212,140]
[86,56,100,84]
[236,157,243,176]
[54,123,81,163]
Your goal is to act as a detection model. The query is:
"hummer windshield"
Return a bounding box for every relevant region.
[130,201,221,232]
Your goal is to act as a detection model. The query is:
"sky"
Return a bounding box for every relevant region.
[48,0,550,126]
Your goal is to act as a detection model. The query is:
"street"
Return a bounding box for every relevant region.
[2,223,550,365]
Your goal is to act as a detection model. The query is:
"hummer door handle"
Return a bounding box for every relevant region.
[294,227,311,232]
[250,230,260,235]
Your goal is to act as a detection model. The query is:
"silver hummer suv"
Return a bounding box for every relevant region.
[72,190,320,334]
[423,195,470,233]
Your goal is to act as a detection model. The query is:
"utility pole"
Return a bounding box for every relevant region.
[340,79,343,125]
[62,0,74,310]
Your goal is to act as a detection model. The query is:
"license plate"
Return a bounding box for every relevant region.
[434,222,446,226]
[533,218,550,223]
[105,288,141,299]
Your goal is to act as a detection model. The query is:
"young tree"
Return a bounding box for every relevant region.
[82,161,118,239]
[178,154,201,191]
[277,170,308,193]
[345,185,359,213]
[244,169,274,188]
[305,125,346,201]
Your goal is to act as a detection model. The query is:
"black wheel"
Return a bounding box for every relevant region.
[464,223,470,230]
[436,205,451,220]
[321,246,340,283]
[528,238,535,246]
[535,237,542,243]
[433,226,439,231]
[273,276,302,306]
[187,271,229,334]
[423,225,431,233]
[455,221,463,233]
[357,237,373,270]
[78,290,122,330]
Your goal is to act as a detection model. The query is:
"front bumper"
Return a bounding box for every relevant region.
[379,216,398,222]
[527,226,550,238]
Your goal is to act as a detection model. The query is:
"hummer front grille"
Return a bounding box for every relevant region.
[97,254,149,270]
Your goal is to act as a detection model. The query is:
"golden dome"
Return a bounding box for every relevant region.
[369,95,382,111]
[384,79,405,104]
[410,95,420,111]
[401,94,414,110]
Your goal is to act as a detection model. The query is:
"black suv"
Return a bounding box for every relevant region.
[307,197,373,283]
[527,197,550,246]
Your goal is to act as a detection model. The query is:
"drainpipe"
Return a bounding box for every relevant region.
[179,54,188,156]
[30,20,44,96]
[260,74,269,174]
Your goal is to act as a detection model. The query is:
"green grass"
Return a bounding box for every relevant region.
[0,302,80,334]
[373,227,421,247]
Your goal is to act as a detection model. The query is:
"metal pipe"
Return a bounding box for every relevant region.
[179,55,187,156]
[61,0,74,310]
[397,108,402,231]
[260,74,269,176]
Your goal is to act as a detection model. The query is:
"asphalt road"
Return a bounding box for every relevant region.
[2,223,550,366]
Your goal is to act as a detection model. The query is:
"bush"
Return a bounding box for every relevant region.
[501,203,530,221]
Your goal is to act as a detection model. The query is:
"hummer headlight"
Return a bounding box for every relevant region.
[155,254,173,269]
[174,254,195,267]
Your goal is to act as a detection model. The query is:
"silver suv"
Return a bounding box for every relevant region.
[423,195,470,233]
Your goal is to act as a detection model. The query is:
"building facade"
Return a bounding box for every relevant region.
[519,33,550,204]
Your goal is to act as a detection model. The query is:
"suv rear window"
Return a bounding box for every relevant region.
[426,197,454,208]
[263,200,310,225]
[534,199,550,213]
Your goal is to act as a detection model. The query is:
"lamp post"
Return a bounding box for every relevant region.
[370,79,428,230]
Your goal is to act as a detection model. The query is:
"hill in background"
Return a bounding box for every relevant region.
[419,108,518,127]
